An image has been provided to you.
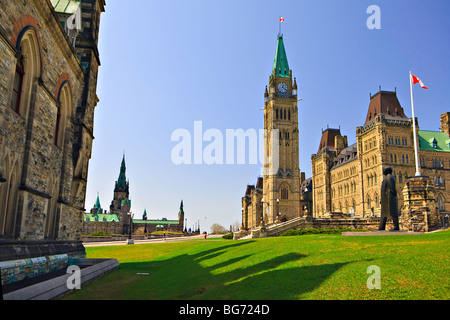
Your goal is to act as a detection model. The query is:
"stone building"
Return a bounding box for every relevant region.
[83,157,185,235]
[311,91,449,219]
[0,0,105,264]
[240,31,448,234]
[241,33,307,230]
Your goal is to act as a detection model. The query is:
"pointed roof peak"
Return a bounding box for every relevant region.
[94,194,102,209]
[116,155,127,190]
[273,34,290,78]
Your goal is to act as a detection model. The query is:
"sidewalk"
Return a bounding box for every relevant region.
[83,234,223,247]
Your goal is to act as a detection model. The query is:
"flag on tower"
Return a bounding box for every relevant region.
[411,74,429,89]
[279,17,285,22]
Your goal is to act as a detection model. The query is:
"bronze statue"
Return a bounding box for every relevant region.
[379,166,400,231]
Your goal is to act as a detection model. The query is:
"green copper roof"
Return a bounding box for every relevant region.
[117,155,127,189]
[50,0,81,14]
[132,219,179,225]
[93,195,102,209]
[178,200,184,217]
[84,213,120,222]
[273,35,290,78]
[121,198,131,207]
[419,130,450,152]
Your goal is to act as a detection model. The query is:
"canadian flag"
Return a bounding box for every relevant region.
[279,17,285,22]
[411,74,428,89]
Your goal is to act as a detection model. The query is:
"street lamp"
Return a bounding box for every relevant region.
[126,211,134,244]
[276,199,281,223]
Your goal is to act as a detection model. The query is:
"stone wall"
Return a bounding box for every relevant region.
[0,0,105,261]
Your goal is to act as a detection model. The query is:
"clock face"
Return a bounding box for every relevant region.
[278,82,288,93]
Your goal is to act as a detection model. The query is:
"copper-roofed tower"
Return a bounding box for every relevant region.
[262,33,302,224]
[355,88,416,217]
[364,90,408,126]
[110,155,131,226]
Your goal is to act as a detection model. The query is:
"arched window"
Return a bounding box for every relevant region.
[437,195,445,211]
[1,160,20,237]
[11,54,24,113]
[281,186,289,200]
[11,26,42,119]
[54,82,72,147]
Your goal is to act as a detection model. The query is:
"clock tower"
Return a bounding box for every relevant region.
[262,33,302,224]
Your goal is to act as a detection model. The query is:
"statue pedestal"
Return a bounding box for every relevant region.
[401,176,439,232]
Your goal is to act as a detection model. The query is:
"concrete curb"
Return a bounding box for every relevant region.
[3,258,119,300]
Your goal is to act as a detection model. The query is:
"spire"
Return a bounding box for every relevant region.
[178,200,184,217]
[143,209,147,220]
[94,194,101,209]
[273,34,290,78]
[93,193,102,213]
[116,154,127,189]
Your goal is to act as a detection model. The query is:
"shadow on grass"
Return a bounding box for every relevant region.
[68,240,369,300]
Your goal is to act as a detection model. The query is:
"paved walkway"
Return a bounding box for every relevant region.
[83,234,224,247]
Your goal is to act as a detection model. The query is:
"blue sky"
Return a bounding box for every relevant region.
[86,0,449,232]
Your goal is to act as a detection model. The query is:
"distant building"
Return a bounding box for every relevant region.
[83,157,185,235]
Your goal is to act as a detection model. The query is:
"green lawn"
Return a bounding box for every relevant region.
[65,230,450,300]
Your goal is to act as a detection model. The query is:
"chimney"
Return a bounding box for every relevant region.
[335,135,348,155]
[440,112,450,137]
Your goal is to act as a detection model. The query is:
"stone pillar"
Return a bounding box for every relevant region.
[401,176,439,232]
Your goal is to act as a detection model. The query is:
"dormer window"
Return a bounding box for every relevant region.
[432,138,437,148]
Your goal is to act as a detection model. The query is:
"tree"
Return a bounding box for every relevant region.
[231,220,240,232]
[210,223,227,234]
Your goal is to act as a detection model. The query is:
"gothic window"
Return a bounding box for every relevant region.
[55,82,72,147]
[406,155,409,164]
[390,154,393,163]
[11,26,42,120]
[281,186,289,200]
[437,195,444,211]
[284,109,286,120]
[11,54,24,113]
[375,193,379,208]
[288,110,291,120]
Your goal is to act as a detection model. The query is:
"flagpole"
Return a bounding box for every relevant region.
[279,17,281,36]
[409,71,421,177]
